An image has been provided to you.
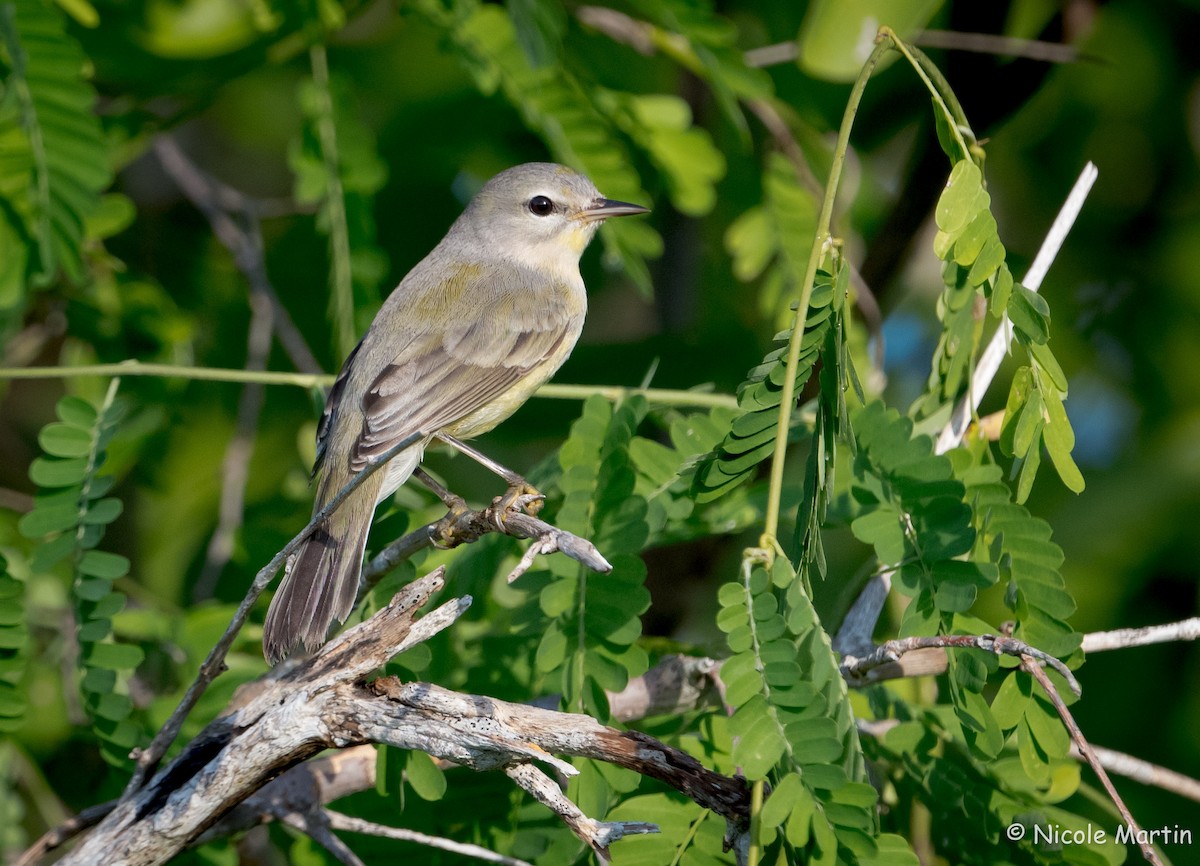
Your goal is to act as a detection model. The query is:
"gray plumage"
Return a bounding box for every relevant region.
[263,163,648,662]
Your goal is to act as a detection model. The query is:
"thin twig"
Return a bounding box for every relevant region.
[122,429,428,797]
[743,31,1080,69]
[1073,745,1200,805]
[327,812,536,866]
[935,161,1099,453]
[12,801,116,866]
[842,633,1081,696]
[1020,654,1162,866]
[911,29,1080,64]
[154,137,324,602]
[505,763,657,860]
[362,499,612,594]
[1081,617,1200,653]
[0,362,738,409]
[279,812,365,866]
[152,137,321,376]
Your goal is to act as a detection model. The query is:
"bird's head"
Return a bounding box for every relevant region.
[461,163,649,272]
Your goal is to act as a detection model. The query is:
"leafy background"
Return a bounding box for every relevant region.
[1,0,1199,863]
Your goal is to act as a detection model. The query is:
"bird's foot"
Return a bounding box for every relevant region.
[430,489,475,549]
[493,481,545,522]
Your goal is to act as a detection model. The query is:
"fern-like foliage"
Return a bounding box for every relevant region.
[0,553,28,734]
[848,401,1081,763]
[919,159,1083,502]
[0,0,110,286]
[608,794,731,866]
[717,555,917,865]
[865,696,1119,866]
[535,395,652,719]
[414,0,663,290]
[693,264,839,502]
[18,388,142,767]
[290,52,389,359]
[624,0,774,138]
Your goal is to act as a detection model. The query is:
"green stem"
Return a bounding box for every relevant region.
[0,362,331,388]
[884,29,972,160]
[747,779,765,866]
[760,34,894,550]
[309,43,356,360]
[0,362,738,409]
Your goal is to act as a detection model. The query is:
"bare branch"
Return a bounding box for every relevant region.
[1019,652,1162,866]
[326,812,536,866]
[45,572,747,866]
[743,31,1080,69]
[506,763,657,862]
[279,811,365,866]
[1081,617,1200,653]
[124,428,428,796]
[362,496,612,593]
[1073,745,1200,805]
[841,633,1082,696]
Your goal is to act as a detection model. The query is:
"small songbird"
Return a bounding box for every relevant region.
[263,163,649,662]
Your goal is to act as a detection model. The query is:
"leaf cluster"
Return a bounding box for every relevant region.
[17,390,143,766]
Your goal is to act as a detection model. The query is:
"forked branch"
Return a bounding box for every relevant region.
[49,570,749,866]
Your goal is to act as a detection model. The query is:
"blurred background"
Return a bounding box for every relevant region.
[1,0,1199,857]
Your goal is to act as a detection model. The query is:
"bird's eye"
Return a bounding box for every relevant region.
[528,195,554,216]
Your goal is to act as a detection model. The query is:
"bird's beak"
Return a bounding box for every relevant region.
[576,198,651,222]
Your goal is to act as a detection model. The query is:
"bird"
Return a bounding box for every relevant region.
[263,162,649,663]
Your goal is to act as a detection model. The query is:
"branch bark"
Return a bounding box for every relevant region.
[49,570,748,866]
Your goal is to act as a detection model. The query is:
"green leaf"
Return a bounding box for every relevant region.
[78,550,130,579]
[18,502,79,537]
[37,422,93,458]
[951,209,997,267]
[850,507,906,566]
[1015,441,1042,505]
[405,750,448,801]
[990,263,1014,315]
[82,497,123,525]
[56,395,99,428]
[0,0,111,282]
[1007,284,1051,344]
[29,456,88,487]
[934,160,986,235]
[83,641,144,671]
[1041,388,1085,493]
[797,0,945,82]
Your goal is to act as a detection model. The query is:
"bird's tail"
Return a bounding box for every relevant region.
[262,488,373,664]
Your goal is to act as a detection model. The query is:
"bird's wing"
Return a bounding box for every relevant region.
[346,263,581,472]
[312,338,363,479]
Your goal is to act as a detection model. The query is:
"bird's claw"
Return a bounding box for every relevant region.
[432,496,474,548]
[493,483,545,523]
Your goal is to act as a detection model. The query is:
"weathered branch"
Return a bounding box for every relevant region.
[1081,617,1200,653]
[46,570,747,866]
[841,633,1082,696]
[1018,649,1162,866]
[124,429,429,795]
[363,495,612,591]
